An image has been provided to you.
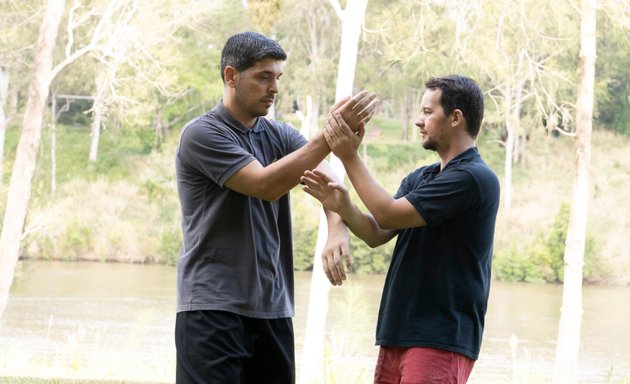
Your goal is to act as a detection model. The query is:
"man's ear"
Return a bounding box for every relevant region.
[451,109,465,128]
[224,66,238,88]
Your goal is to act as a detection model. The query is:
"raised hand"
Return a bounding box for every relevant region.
[301,169,352,215]
[332,90,377,132]
[323,111,365,161]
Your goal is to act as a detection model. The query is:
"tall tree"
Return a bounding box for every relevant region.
[278,0,340,139]
[0,0,66,319]
[299,1,368,382]
[552,0,597,381]
[0,66,8,181]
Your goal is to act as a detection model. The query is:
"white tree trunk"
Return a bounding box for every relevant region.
[503,85,514,216]
[0,66,9,182]
[89,74,107,163]
[50,96,57,195]
[89,103,103,162]
[552,0,596,382]
[299,1,368,383]
[298,96,314,138]
[0,0,66,319]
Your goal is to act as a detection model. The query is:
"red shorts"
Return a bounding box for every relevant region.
[374,346,475,384]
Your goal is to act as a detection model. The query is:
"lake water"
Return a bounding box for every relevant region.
[0,260,629,383]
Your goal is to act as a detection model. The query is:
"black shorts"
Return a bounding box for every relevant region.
[175,310,295,384]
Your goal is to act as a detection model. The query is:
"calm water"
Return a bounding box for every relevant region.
[0,260,629,383]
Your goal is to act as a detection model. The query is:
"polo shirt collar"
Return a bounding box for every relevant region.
[214,101,266,133]
[444,147,480,169]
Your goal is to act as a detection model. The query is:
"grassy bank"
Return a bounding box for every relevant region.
[1,116,629,283]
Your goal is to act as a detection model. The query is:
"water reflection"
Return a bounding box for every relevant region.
[0,261,629,383]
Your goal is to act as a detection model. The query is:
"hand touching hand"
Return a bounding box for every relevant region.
[332,90,377,133]
[323,111,365,161]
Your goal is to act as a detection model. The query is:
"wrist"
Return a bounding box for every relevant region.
[338,151,360,163]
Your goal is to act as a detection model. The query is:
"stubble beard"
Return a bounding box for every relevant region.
[422,137,437,151]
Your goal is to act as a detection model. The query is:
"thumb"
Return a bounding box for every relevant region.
[357,124,366,140]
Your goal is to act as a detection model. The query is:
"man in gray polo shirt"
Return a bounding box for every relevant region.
[175,31,376,383]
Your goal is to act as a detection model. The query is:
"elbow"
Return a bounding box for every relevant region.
[366,239,383,249]
[372,211,397,231]
[255,180,286,202]
[256,190,283,202]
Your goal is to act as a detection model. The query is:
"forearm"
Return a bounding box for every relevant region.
[341,153,398,229]
[260,133,330,200]
[336,201,395,248]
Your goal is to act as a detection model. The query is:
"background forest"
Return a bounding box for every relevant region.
[0,0,629,286]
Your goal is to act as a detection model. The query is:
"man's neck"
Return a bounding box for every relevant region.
[222,98,257,129]
[438,141,475,170]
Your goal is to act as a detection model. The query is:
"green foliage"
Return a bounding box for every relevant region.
[494,202,601,283]
[349,237,393,275]
[594,9,630,136]
[290,191,320,271]
[157,230,182,266]
[60,221,93,261]
[493,241,546,283]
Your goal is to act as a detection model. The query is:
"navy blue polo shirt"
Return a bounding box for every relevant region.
[175,101,307,319]
[375,147,500,360]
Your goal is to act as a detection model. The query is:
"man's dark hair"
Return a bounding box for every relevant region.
[425,75,485,138]
[220,31,287,82]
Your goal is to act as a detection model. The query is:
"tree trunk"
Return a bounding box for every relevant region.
[89,74,108,163]
[299,1,368,383]
[503,85,514,216]
[552,0,596,382]
[51,95,57,195]
[298,96,313,138]
[0,0,66,319]
[401,92,409,141]
[0,66,9,182]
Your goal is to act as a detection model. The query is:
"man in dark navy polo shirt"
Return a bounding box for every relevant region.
[175,32,376,383]
[301,75,500,383]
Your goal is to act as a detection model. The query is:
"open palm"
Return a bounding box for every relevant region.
[301,170,351,215]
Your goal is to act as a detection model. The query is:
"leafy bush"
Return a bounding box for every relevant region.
[494,202,601,283]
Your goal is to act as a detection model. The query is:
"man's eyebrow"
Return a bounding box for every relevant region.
[258,70,282,76]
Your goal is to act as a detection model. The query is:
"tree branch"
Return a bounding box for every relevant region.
[327,0,344,20]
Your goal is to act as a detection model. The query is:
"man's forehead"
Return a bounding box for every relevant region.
[421,88,441,106]
[248,58,283,74]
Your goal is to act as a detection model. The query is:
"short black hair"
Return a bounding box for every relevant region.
[425,75,484,138]
[220,31,287,82]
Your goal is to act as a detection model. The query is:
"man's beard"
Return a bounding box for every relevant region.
[422,137,437,151]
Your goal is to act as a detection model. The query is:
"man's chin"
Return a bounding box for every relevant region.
[421,140,433,150]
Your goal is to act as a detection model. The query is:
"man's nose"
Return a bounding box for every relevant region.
[270,78,279,94]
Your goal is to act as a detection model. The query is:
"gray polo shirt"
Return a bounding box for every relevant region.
[175,101,307,319]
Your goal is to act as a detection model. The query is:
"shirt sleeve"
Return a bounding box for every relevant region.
[404,169,479,227]
[279,121,308,154]
[178,120,255,187]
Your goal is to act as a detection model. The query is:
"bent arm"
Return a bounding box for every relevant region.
[342,154,427,230]
[323,112,427,230]
[338,200,397,248]
[225,133,329,201]
[301,169,396,248]
[224,91,377,201]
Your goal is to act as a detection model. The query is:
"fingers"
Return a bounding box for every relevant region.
[329,95,351,113]
[322,248,346,286]
[333,111,357,138]
[306,169,332,183]
[350,91,376,112]
[360,106,376,125]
